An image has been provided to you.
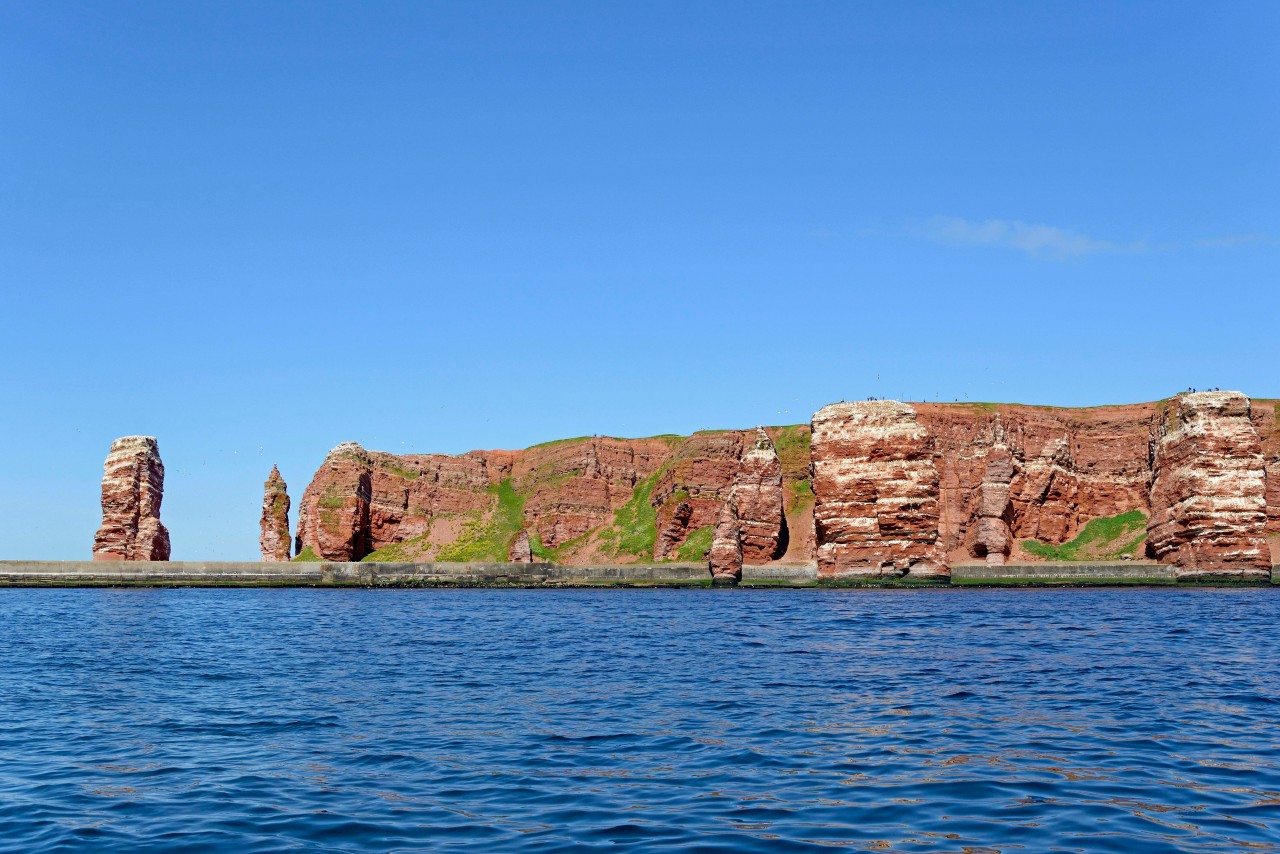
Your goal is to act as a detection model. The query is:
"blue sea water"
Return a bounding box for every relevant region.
[0,588,1276,852]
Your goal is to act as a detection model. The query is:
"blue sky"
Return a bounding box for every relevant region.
[2,1,1277,560]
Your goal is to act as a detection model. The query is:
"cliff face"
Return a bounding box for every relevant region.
[92,436,171,561]
[259,466,291,562]
[1147,393,1270,579]
[296,427,803,567]
[293,393,1275,577]
[810,401,944,578]
[811,394,1275,580]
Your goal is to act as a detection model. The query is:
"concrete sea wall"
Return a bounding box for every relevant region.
[0,561,1274,587]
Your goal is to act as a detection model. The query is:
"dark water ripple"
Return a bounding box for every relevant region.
[0,589,1277,851]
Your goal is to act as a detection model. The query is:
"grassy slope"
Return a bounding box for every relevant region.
[595,472,662,560]
[1021,511,1149,561]
[676,525,714,562]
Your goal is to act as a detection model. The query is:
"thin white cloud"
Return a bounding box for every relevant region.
[1192,234,1277,249]
[919,216,1143,261]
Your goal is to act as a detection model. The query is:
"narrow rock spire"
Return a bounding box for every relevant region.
[260,465,292,562]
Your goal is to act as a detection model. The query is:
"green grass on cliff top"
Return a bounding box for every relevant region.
[1021,511,1148,561]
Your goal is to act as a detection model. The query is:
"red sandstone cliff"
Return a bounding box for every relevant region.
[292,393,1275,578]
[295,427,800,567]
[811,394,1275,580]
[1147,392,1270,580]
[259,466,291,562]
[810,401,944,579]
[708,498,743,582]
[92,436,171,561]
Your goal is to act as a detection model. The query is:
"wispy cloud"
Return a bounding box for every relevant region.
[1192,234,1277,249]
[919,216,1142,261]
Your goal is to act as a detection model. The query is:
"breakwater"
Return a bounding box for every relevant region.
[0,560,1276,587]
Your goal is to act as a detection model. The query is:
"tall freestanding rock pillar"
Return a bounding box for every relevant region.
[260,465,292,562]
[92,436,171,561]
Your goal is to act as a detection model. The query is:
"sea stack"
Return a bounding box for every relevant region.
[92,436,171,561]
[260,465,292,562]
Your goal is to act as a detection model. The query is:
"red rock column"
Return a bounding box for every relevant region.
[1147,392,1270,580]
[708,499,743,583]
[92,436,171,561]
[811,401,945,579]
[975,448,1014,566]
[259,465,291,562]
[735,427,786,563]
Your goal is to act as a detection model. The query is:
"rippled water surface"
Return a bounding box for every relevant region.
[1,588,1278,852]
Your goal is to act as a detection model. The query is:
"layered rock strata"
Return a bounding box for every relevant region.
[975,448,1014,566]
[92,436,171,561]
[734,428,786,562]
[293,393,1275,578]
[295,443,376,561]
[811,394,1275,580]
[1249,398,1280,536]
[259,466,291,562]
[811,401,943,578]
[1147,392,1270,580]
[702,427,788,580]
[708,499,743,583]
[651,432,745,561]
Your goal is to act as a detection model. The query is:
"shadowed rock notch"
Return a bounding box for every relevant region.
[92,436,170,561]
[259,466,291,562]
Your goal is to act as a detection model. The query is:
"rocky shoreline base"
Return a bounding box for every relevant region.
[1,561,1277,588]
